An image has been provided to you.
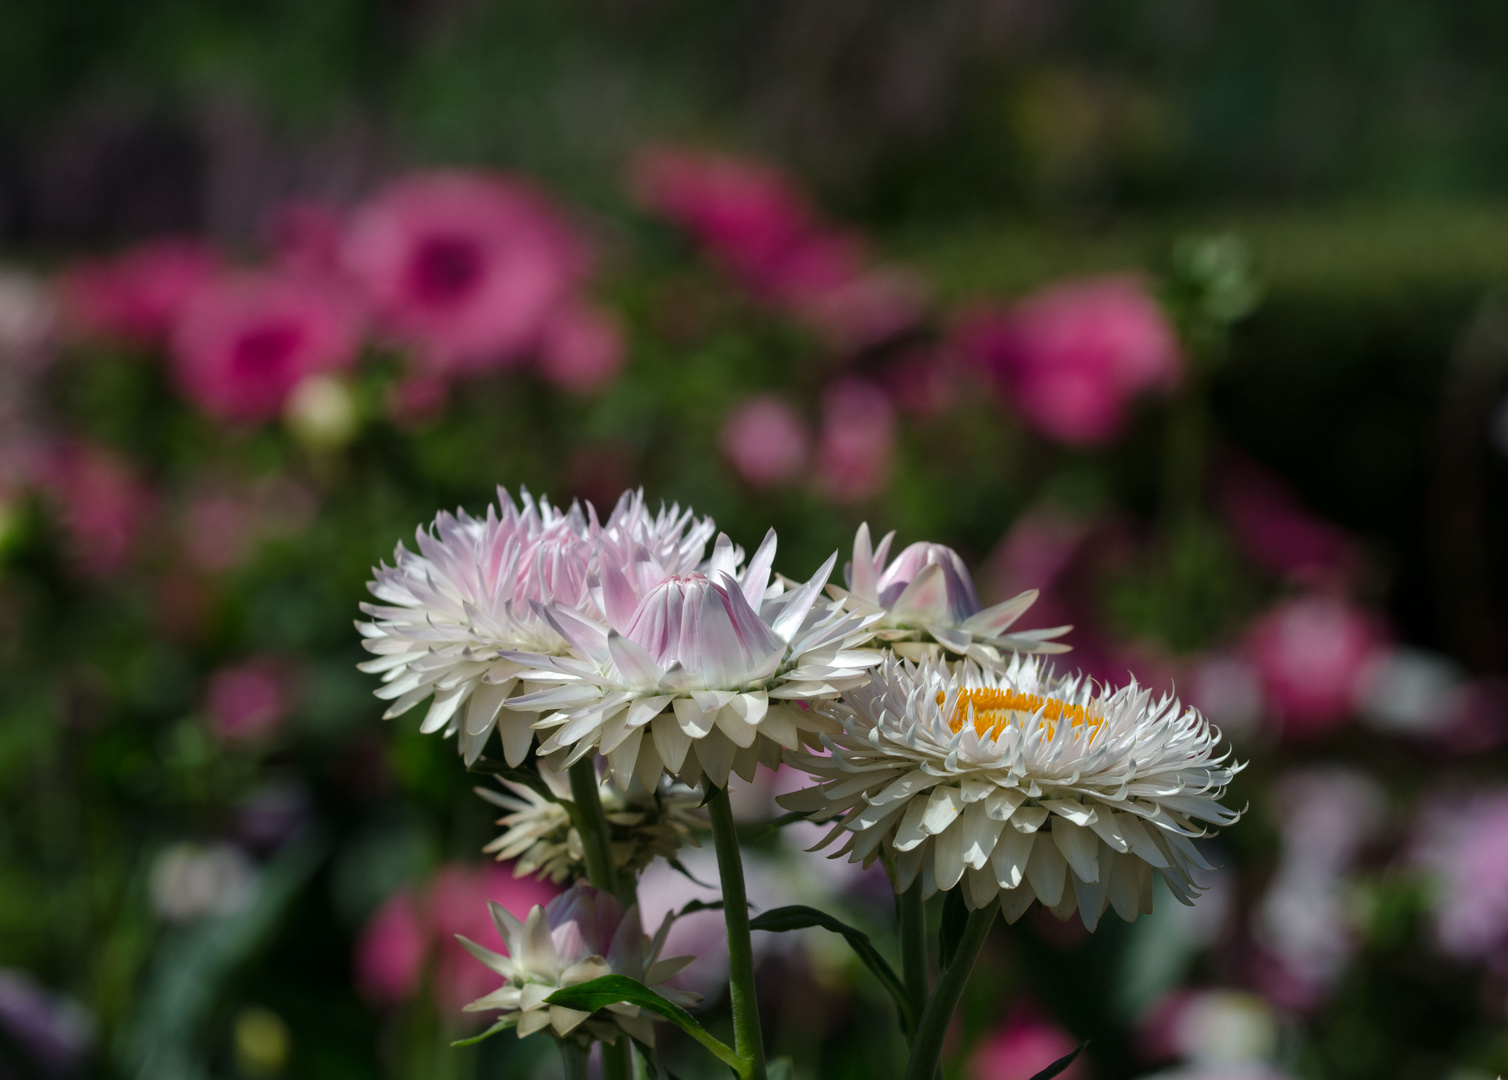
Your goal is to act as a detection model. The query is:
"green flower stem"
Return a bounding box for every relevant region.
[902,904,997,1080]
[897,881,928,1039]
[558,1039,590,1080]
[706,783,768,1080]
[566,758,634,1080]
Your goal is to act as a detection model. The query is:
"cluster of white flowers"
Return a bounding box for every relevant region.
[359,486,1242,1052]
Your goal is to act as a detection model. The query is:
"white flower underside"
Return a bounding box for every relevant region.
[457,900,700,1047]
[357,487,715,765]
[779,654,1243,931]
[829,523,1074,664]
[505,530,884,791]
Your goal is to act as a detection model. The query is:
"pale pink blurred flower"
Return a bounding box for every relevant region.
[536,301,626,392]
[171,272,361,423]
[799,267,928,353]
[719,395,811,487]
[40,442,152,578]
[968,1009,1086,1080]
[1138,989,1278,1068]
[1217,458,1356,586]
[183,494,257,572]
[1245,595,1387,738]
[59,238,219,344]
[355,890,428,1007]
[1414,791,1508,963]
[206,658,293,743]
[266,199,347,279]
[814,378,895,501]
[343,171,589,375]
[954,276,1182,445]
[0,271,58,367]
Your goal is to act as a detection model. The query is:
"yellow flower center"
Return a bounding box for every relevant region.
[940,688,1102,741]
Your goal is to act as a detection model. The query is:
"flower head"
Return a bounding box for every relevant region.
[458,882,698,1047]
[507,530,880,790]
[359,488,714,764]
[833,523,1071,664]
[59,238,219,344]
[479,765,704,883]
[781,655,1241,930]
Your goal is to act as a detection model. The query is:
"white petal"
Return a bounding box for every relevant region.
[1052,820,1101,883]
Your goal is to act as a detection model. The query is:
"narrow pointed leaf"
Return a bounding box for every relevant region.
[1027,1043,1086,1080]
[450,1019,513,1047]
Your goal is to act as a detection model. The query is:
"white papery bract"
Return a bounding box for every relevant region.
[458,882,699,1047]
[478,764,704,883]
[829,523,1071,665]
[780,655,1242,930]
[506,529,882,790]
[357,487,714,764]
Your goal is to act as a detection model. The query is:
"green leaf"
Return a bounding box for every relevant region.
[450,1019,513,1047]
[938,889,968,969]
[1027,1043,1086,1080]
[673,898,725,918]
[544,975,750,1078]
[667,857,721,892]
[749,905,914,1034]
[766,1056,796,1080]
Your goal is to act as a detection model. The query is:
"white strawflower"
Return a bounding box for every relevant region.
[506,529,881,790]
[781,655,1242,930]
[478,765,704,883]
[458,882,699,1047]
[358,487,714,764]
[830,523,1071,664]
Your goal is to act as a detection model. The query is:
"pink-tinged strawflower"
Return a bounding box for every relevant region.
[832,523,1071,664]
[506,530,881,790]
[954,276,1181,446]
[719,395,811,488]
[458,882,699,1047]
[171,272,361,423]
[358,488,715,764]
[343,171,589,375]
[781,655,1241,930]
[58,238,219,344]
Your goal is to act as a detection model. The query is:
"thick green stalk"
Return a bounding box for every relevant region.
[897,882,928,1039]
[566,758,634,1080]
[902,905,997,1080]
[558,1039,590,1080]
[706,784,768,1080]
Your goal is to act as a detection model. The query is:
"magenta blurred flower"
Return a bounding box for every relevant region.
[968,1009,1086,1080]
[814,378,895,501]
[1217,457,1356,586]
[1245,595,1387,738]
[536,301,626,393]
[40,442,152,578]
[954,276,1181,445]
[343,171,589,375]
[206,658,293,743]
[1415,791,1508,963]
[719,395,811,487]
[171,272,360,423]
[355,889,428,1007]
[59,238,219,344]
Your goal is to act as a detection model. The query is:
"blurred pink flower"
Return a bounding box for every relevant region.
[883,347,958,418]
[1217,457,1356,586]
[266,199,347,279]
[206,658,293,743]
[385,374,450,428]
[59,239,219,344]
[968,1009,1086,1080]
[343,171,589,375]
[1415,791,1508,963]
[355,890,427,1007]
[171,272,360,423]
[814,378,895,501]
[799,267,928,353]
[536,302,626,392]
[40,442,152,578]
[1245,595,1387,738]
[183,494,257,572]
[954,276,1181,445]
[719,395,811,487]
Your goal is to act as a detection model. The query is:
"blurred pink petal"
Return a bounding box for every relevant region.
[536,302,626,392]
[40,442,152,578]
[814,378,895,501]
[206,657,293,743]
[798,267,928,353]
[1244,595,1387,738]
[720,395,811,488]
[355,890,428,1007]
[171,272,361,423]
[968,1009,1086,1080]
[954,276,1181,446]
[344,171,589,375]
[59,239,219,344]
[1217,457,1356,586]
